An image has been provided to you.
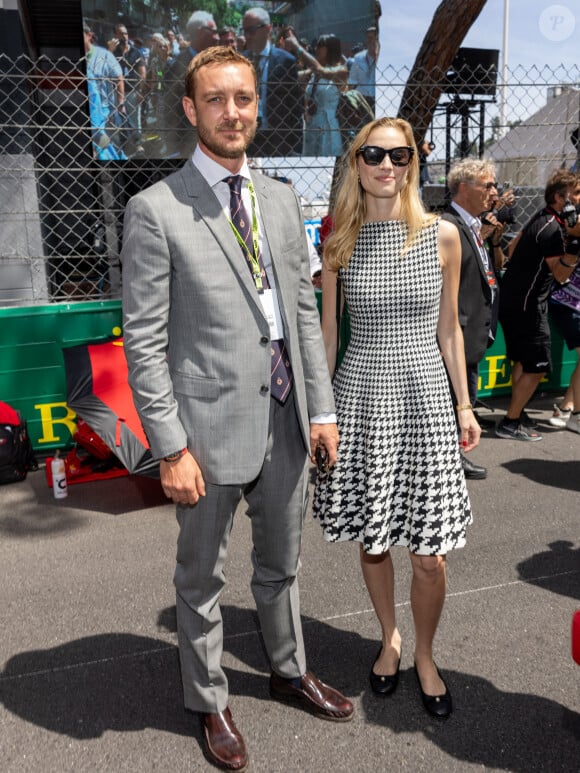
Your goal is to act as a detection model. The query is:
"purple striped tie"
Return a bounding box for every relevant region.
[225,175,293,403]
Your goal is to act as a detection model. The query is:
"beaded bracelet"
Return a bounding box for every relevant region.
[456,403,473,411]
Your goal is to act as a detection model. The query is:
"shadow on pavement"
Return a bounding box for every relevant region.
[0,471,169,539]
[502,459,580,492]
[0,634,191,740]
[1,611,578,772]
[516,540,580,601]
[360,667,580,772]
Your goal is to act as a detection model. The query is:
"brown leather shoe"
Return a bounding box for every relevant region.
[200,707,249,771]
[269,670,354,722]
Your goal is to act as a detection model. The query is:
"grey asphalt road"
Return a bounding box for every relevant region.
[1,394,579,772]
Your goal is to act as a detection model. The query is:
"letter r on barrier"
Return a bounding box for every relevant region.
[34,402,77,443]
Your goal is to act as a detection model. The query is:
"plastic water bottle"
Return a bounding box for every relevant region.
[51,451,68,499]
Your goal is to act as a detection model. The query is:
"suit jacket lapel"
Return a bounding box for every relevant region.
[447,206,489,285]
[251,170,278,261]
[179,163,266,318]
[465,220,493,286]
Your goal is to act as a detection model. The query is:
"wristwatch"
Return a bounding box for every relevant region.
[163,448,187,463]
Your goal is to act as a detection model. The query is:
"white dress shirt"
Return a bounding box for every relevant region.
[192,147,335,424]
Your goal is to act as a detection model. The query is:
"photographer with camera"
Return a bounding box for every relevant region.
[496,170,580,441]
[481,184,517,268]
[442,158,503,479]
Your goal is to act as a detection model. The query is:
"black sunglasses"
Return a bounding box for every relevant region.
[357,145,414,167]
[243,23,266,35]
[466,180,498,190]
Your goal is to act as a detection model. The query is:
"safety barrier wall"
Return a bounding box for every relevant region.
[0,300,574,454]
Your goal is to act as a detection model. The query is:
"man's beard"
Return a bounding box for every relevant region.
[196,120,257,159]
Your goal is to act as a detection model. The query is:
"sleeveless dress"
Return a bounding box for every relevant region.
[303,75,343,157]
[313,219,472,556]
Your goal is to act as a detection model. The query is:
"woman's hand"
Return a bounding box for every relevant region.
[283,32,300,53]
[458,409,481,453]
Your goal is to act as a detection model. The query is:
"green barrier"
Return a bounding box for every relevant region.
[0,298,576,453]
[0,301,122,453]
[475,322,576,398]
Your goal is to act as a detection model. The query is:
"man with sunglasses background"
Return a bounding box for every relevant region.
[242,7,303,156]
[163,10,219,157]
[441,158,505,478]
[496,169,580,440]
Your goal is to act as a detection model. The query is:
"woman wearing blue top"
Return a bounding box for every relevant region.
[286,33,347,157]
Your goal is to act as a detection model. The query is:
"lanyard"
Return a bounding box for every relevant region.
[471,224,496,290]
[228,180,264,292]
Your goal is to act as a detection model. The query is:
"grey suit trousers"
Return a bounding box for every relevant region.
[174,392,308,713]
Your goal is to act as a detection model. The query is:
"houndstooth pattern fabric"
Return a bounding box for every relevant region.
[313,219,472,556]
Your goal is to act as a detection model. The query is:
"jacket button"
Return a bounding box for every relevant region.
[260,336,269,344]
[260,385,269,395]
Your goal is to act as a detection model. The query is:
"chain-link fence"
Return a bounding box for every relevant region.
[1,53,579,306]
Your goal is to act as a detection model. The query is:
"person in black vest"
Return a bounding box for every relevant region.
[442,158,506,478]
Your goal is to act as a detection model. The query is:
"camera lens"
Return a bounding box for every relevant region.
[562,200,578,228]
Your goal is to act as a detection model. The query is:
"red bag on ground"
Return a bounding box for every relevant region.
[46,447,128,487]
[73,418,114,460]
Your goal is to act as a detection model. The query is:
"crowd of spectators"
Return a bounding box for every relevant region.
[83,9,377,160]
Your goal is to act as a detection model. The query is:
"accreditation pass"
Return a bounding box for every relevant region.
[260,288,283,340]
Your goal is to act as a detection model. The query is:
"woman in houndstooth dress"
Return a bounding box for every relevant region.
[312,117,480,717]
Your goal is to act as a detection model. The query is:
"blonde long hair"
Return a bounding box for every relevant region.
[325,117,436,271]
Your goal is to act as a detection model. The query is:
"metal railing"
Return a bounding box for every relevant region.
[1,53,579,305]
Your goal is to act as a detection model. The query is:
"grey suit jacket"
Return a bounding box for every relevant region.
[121,161,335,484]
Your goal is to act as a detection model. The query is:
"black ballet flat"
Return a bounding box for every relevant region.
[414,663,453,719]
[369,645,401,696]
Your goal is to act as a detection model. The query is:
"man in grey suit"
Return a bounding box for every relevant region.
[122,46,353,772]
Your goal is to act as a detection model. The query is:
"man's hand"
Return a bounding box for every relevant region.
[480,212,506,242]
[311,270,322,290]
[160,451,206,506]
[310,422,339,468]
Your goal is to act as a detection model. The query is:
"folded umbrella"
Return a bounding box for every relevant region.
[63,339,159,477]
